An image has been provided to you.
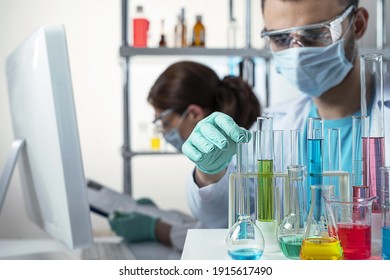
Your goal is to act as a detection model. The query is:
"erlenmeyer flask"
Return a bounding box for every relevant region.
[277,165,307,259]
[226,135,265,260]
[300,185,343,260]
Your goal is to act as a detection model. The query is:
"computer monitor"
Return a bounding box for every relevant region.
[0,25,93,250]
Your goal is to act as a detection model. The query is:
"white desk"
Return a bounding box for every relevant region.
[0,237,182,260]
[181,229,289,260]
[181,229,384,260]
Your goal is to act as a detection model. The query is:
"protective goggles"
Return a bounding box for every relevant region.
[261,5,356,52]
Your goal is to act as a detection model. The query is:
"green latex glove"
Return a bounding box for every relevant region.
[182,112,250,174]
[109,211,158,243]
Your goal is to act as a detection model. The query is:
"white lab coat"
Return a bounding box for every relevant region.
[186,73,390,229]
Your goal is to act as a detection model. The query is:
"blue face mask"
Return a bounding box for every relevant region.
[272,39,353,98]
[163,127,184,152]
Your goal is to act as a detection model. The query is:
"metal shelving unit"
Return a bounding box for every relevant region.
[119,0,388,195]
[119,0,273,195]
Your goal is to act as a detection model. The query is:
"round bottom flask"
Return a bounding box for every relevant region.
[226,215,265,260]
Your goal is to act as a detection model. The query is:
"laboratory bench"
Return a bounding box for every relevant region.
[181,228,383,260]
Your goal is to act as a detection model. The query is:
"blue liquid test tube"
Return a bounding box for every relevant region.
[306,117,324,213]
[380,166,390,260]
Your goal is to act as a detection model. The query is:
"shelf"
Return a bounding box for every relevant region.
[120,46,390,59]
[120,46,272,58]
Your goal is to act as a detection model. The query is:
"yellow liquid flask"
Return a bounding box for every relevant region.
[300,185,343,260]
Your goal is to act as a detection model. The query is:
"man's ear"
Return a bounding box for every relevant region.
[187,104,207,123]
[353,7,369,40]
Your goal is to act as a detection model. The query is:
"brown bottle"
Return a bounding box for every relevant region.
[159,19,167,47]
[192,15,205,47]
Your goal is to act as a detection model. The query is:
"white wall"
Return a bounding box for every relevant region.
[0,0,386,238]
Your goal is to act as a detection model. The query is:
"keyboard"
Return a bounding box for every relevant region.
[81,242,136,260]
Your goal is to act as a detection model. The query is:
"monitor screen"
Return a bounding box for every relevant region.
[5,25,93,250]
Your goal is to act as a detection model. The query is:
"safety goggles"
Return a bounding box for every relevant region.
[261,5,356,52]
[153,108,190,131]
[152,108,174,130]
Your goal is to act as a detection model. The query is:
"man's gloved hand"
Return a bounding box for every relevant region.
[182,112,250,174]
[109,211,158,243]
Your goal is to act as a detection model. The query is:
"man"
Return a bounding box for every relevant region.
[182,0,390,228]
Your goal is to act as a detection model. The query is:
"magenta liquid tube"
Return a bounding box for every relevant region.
[360,54,385,213]
[352,116,370,198]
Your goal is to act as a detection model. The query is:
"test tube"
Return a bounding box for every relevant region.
[236,141,250,218]
[381,166,390,260]
[307,117,324,212]
[360,54,386,212]
[256,117,279,252]
[256,117,274,222]
[352,116,370,198]
[290,129,304,166]
[327,128,341,196]
[273,130,284,224]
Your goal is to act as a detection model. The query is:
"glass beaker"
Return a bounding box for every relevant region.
[226,134,265,260]
[330,196,377,259]
[301,185,343,260]
[277,165,307,259]
[380,166,390,260]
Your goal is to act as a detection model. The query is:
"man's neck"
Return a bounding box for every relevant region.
[313,63,361,119]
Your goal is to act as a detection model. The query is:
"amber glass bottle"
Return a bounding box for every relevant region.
[192,15,205,47]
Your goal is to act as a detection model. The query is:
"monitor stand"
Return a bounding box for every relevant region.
[0,139,79,259]
[0,139,25,212]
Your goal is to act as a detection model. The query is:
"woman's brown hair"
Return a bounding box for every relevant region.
[147,61,261,129]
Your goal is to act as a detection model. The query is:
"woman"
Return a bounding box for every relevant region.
[109,60,261,251]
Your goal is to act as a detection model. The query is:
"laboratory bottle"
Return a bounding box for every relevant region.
[192,15,205,47]
[277,165,307,259]
[174,8,187,48]
[158,19,167,47]
[150,126,161,151]
[300,185,343,260]
[132,6,149,48]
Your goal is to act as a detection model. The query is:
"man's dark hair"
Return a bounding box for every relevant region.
[261,0,359,11]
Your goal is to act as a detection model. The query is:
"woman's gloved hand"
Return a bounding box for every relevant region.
[109,211,158,243]
[182,112,250,174]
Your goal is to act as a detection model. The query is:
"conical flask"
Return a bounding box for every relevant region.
[226,132,265,260]
[300,185,343,260]
[277,165,308,259]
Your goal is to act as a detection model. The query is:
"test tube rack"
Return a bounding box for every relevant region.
[228,171,350,228]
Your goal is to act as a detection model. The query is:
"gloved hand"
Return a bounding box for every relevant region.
[109,211,158,243]
[182,112,250,174]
